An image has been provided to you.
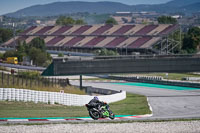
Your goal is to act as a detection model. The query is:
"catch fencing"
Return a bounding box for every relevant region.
[0,88,126,106]
[0,72,70,88]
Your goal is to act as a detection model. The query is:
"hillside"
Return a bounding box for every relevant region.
[5,0,200,17]
[6,1,131,17]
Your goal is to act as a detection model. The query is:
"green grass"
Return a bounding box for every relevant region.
[0,101,88,118]
[110,93,151,115]
[0,93,151,118]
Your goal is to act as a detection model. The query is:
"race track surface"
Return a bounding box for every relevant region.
[71,81,200,119]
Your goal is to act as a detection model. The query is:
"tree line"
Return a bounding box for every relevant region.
[1,37,51,67]
[56,16,118,25]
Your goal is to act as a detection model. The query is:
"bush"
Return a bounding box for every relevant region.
[95,48,119,56]
[18,71,40,79]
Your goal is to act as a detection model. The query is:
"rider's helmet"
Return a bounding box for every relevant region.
[94,96,99,100]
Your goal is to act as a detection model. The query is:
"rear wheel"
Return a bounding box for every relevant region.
[89,110,101,120]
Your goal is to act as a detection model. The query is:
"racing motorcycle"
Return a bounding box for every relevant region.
[85,102,115,120]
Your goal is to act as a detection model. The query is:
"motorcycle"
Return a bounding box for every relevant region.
[85,102,115,120]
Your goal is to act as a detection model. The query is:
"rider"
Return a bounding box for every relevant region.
[88,96,110,112]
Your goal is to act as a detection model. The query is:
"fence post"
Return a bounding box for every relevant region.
[52,78,53,87]
[30,77,32,88]
[38,77,40,87]
[47,77,49,87]
[22,75,24,88]
[7,74,9,87]
[54,78,56,87]
[1,72,4,87]
[41,77,44,87]
[12,74,15,87]
[26,76,28,87]
[17,72,19,87]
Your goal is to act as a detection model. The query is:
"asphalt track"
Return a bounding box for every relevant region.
[71,81,200,120]
[1,81,200,124]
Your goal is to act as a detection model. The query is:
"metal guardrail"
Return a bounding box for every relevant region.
[0,63,45,71]
[94,54,200,60]
[53,54,200,62]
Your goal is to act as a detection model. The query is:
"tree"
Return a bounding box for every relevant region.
[15,42,27,62]
[3,50,17,59]
[75,19,85,25]
[105,17,118,25]
[28,47,50,66]
[27,38,51,66]
[182,27,200,53]
[157,16,177,24]
[29,37,46,52]
[56,16,86,25]
[0,28,13,44]
[56,16,75,25]
[58,53,64,57]
[0,53,4,59]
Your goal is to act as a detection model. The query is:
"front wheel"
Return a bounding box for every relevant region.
[89,110,101,120]
[109,113,115,120]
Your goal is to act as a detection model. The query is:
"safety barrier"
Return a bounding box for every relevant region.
[0,88,126,106]
[108,75,163,81]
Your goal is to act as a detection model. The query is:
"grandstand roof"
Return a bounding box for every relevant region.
[3,24,178,50]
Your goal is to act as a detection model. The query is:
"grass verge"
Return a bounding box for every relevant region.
[0,93,151,118]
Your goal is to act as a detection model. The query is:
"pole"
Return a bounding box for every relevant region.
[13,23,16,48]
[2,72,3,87]
[80,75,82,90]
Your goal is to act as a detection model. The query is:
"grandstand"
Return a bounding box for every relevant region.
[3,24,179,54]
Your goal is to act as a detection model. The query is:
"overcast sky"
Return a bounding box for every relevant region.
[0,0,172,15]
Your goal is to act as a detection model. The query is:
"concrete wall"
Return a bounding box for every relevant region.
[0,88,126,106]
[43,56,200,76]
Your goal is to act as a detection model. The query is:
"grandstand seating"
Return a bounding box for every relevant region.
[63,37,85,47]
[71,25,92,35]
[82,25,101,35]
[46,36,65,46]
[128,37,152,48]
[116,37,138,48]
[83,37,106,47]
[26,36,36,44]
[44,36,55,43]
[27,26,44,35]
[34,26,54,35]
[91,25,113,35]
[74,37,94,47]
[51,26,72,35]
[148,25,169,35]
[4,37,19,46]
[105,37,128,48]
[104,25,121,35]
[112,25,135,35]
[56,37,74,47]
[159,24,178,35]
[135,25,158,35]
[94,37,115,47]
[140,37,161,48]
[4,24,178,53]
[21,26,37,35]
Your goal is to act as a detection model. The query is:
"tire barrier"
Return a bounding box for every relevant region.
[183,77,200,81]
[108,76,163,82]
[0,88,126,106]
